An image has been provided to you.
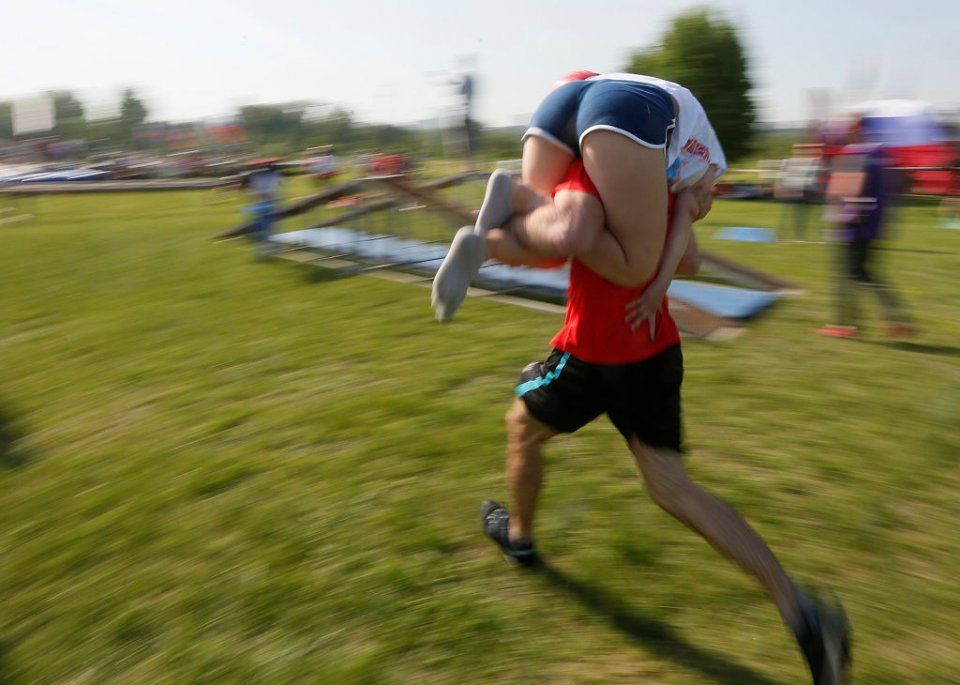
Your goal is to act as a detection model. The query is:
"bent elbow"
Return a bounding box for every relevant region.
[676,254,701,277]
[558,219,599,256]
[690,254,702,275]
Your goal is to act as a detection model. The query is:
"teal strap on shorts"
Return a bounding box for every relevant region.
[515,353,570,397]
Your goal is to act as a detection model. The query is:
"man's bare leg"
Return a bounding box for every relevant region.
[628,437,803,628]
[628,437,852,683]
[481,399,557,566]
[505,399,557,541]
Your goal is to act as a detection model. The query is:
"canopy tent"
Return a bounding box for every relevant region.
[822,101,958,195]
[854,100,948,148]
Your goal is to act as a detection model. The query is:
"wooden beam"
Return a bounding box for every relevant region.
[274,180,362,219]
[667,295,743,341]
[213,171,488,240]
[212,180,363,240]
[309,197,399,229]
[699,249,804,294]
[367,175,475,227]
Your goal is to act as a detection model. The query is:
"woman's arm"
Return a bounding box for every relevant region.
[623,191,699,334]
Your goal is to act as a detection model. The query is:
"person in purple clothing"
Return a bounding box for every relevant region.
[816,119,915,338]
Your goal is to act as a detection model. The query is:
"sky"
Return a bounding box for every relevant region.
[2,0,959,128]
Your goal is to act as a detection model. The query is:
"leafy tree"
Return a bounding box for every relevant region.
[625,8,755,160]
[304,107,355,149]
[0,101,12,139]
[240,103,306,148]
[115,89,149,147]
[50,90,86,139]
[120,89,148,128]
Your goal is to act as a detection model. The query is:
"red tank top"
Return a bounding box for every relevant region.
[548,160,682,364]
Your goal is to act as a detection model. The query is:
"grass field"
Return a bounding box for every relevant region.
[1,178,959,684]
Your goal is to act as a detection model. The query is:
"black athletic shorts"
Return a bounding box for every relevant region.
[515,344,684,451]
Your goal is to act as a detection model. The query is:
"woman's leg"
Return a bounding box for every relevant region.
[432,136,574,321]
[520,135,575,196]
[574,130,669,286]
[475,166,554,236]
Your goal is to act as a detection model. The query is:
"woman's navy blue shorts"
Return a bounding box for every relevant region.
[524,79,676,156]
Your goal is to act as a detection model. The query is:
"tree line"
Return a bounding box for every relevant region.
[1,9,756,161]
[0,89,148,150]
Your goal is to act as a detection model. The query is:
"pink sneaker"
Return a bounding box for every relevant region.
[815,325,859,339]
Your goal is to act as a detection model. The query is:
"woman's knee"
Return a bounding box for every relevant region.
[580,131,669,272]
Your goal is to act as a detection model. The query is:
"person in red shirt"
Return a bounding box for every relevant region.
[479,160,850,685]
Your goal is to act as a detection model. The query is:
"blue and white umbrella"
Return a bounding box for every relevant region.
[853,100,948,148]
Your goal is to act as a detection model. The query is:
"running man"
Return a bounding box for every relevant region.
[453,72,851,684]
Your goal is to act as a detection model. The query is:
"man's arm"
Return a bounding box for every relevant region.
[502,181,687,287]
[504,189,605,258]
[484,227,569,269]
[498,162,716,286]
[488,187,604,269]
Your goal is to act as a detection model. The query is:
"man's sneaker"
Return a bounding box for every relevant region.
[795,592,852,685]
[480,500,539,568]
[814,325,858,339]
[431,226,486,322]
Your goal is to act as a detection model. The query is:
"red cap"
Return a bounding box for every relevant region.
[551,70,599,92]
[560,70,598,83]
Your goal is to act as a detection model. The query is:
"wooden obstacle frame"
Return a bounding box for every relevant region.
[212,171,486,241]
[216,171,800,340]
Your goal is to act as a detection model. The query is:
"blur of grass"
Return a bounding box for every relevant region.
[1,179,958,684]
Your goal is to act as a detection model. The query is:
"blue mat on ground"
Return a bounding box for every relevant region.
[273,228,449,265]
[667,280,778,319]
[273,228,570,296]
[273,228,778,318]
[715,226,778,243]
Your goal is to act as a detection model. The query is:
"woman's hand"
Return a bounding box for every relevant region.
[678,180,712,221]
[625,279,669,338]
[681,164,720,221]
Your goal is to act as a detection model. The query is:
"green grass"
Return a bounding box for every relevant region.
[1,180,959,684]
